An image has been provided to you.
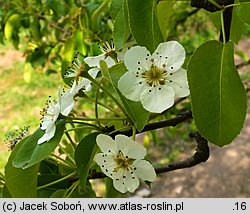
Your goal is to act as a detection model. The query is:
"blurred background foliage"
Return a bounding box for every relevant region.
[0,0,250,178]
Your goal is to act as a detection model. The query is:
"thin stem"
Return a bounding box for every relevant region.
[84,95,123,116]
[220,10,226,44]
[65,132,76,149]
[83,72,127,115]
[37,172,76,190]
[66,180,79,198]
[65,115,127,122]
[65,121,101,130]
[224,2,250,9]
[207,0,223,9]
[95,83,102,128]
[58,143,76,165]
[49,154,76,169]
[132,126,136,141]
[64,126,99,133]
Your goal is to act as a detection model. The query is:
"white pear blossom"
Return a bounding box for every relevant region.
[84,41,117,69]
[95,134,156,193]
[118,41,190,113]
[63,53,99,92]
[38,80,85,144]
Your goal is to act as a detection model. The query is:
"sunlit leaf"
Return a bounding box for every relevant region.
[5,138,40,197]
[13,119,66,169]
[110,63,149,131]
[127,0,164,53]
[188,40,247,147]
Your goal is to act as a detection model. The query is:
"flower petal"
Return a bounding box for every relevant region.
[140,85,175,113]
[168,68,190,97]
[112,169,140,193]
[133,160,156,182]
[96,134,118,153]
[154,41,185,72]
[37,123,56,144]
[84,54,105,68]
[124,46,150,71]
[83,67,100,91]
[60,92,75,115]
[115,135,146,159]
[112,169,127,193]
[84,54,115,68]
[118,71,147,102]
[95,153,116,177]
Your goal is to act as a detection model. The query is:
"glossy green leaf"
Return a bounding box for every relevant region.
[230,6,245,43]
[4,13,21,49]
[74,30,87,56]
[4,14,21,41]
[188,40,247,147]
[110,0,124,19]
[50,189,66,198]
[157,0,174,40]
[13,119,66,169]
[114,0,130,50]
[5,138,40,197]
[237,1,250,25]
[127,0,164,53]
[110,63,150,131]
[75,132,100,190]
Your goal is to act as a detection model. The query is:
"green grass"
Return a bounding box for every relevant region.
[0,46,62,172]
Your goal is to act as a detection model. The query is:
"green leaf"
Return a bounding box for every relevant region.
[13,119,66,169]
[110,0,124,19]
[5,138,40,197]
[74,30,87,56]
[188,40,247,147]
[46,0,65,17]
[23,62,34,83]
[2,184,12,198]
[210,11,221,30]
[105,177,121,198]
[114,0,130,50]
[4,13,21,49]
[109,63,149,131]
[230,6,245,43]
[75,132,100,190]
[157,0,174,40]
[127,0,164,53]
[236,1,250,25]
[50,189,66,198]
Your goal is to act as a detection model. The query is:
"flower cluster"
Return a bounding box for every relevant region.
[33,40,189,194]
[95,134,156,193]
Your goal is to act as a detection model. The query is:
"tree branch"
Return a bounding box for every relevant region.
[87,132,209,180]
[109,110,192,138]
[155,132,209,174]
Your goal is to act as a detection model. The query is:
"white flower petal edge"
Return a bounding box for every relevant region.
[140,85,175,113]
[95,134,156,193]
[96,134,118,154]
[168,68,190,97]
[153,41,186,73]
[118,41,190,113]
[124,46,150,71]
[37,122,56,144]
[38,81,85,144]
[84,54,115,68]
[118,71,148,102]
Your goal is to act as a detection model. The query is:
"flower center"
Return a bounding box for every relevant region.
[142,64,167,87]
[114,151,134,172]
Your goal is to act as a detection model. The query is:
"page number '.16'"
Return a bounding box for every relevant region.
[234,202,247,211]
